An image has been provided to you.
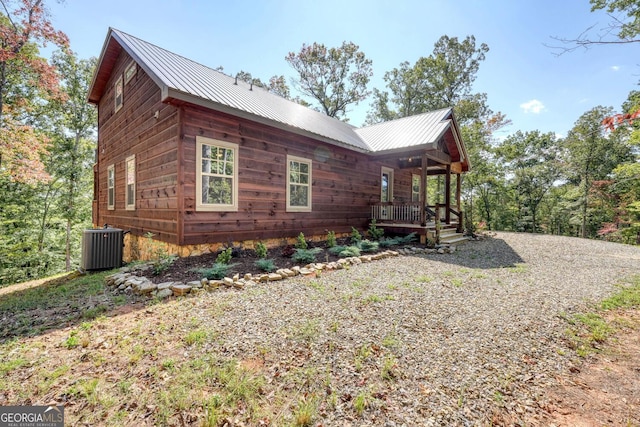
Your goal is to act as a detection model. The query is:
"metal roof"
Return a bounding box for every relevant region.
[354,108,453,153]
[90,29,463,158]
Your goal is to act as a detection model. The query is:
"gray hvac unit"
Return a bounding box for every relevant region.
[81,226,126,271]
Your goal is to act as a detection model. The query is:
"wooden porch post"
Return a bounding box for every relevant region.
[445,164,451,224]
[420,155,428,226]
[456,173,461,211]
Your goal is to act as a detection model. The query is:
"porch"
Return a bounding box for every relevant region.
[370,202,466,244]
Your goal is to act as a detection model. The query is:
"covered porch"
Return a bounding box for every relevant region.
[356,109,470,244]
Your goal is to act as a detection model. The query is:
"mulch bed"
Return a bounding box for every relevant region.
[148,237,413,284]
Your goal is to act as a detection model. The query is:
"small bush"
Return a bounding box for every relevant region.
[351,227,362,244]
[328,245,347,256]
[255,258,277,272]
[254,241,268,259]
[330,244,365,258]
[281,245,295,257]
[378,237,400,247]
[295,232,308,250]
[216,248,233,264]
[397,232,417,244]
[195,263,237,280]
[358,239,379,253]
[292,247,323,264]
[367,219,384,241]
[326,230,337,248]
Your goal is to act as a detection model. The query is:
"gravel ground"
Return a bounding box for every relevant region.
[187,232,640,425]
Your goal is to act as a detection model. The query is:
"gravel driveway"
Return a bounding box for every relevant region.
[189,232,640,425]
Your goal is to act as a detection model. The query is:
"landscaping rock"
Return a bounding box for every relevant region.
[156,288,173,299]
[171,284,192,296]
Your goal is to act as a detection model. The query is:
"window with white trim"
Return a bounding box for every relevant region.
[114,75,123,113]
[107,164,115,210]
[196,136,238,211]
[125,155,136,210]
[381,167,394,202]
[411,174,421,202]
[124,61,137,84]
[287,155,312,212]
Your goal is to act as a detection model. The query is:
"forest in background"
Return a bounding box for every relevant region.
[1,0,638,286]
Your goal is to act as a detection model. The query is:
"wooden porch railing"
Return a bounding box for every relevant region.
[370,202,423,224]
[371,202,464,233]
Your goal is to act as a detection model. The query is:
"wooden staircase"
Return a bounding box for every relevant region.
[428,224,469,245]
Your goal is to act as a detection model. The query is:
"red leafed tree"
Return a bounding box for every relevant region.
[602,109,640,131]
[0,0,68,184]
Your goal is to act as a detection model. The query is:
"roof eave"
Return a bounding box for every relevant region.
[164,88,371,154]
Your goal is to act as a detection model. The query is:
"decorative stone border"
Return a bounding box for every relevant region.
[105,245,459,299]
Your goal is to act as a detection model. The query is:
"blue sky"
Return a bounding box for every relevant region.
[47,0,638,138]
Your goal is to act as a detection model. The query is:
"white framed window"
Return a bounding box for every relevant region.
[114,74,123,112]
[125,155,136,210]
[107,164,115,210]
[124,61,137,84]
[196,136,238,211]
[381,167,394,203]
[287,155,312,212]
[411,174,421,202]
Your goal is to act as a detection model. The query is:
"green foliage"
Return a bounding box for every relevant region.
[254,258,277,272]
[216,248,233,265]
[367,219,384,241]
[295,232,308,250]
[600,276,640,310]
[350,227,362,244]
[145,233,177,275]
[292,247,323,264]
[326,230,337,248]
[331,245,361,258]
[254,241,268,259]
[358,239,379,253]
[195,263,237,280]
[378,237,400,247]
[397,233,417,244]
[286,41,373,120]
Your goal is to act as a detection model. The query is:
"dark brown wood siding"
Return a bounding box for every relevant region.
[179,106,392,245]
[95,50,181,243]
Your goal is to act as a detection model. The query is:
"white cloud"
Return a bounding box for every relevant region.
[520,99,546,114]
[611,65,620,71]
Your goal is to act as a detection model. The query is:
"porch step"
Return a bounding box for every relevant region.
[434,226,469,245]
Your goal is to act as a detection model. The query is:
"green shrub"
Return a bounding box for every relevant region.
[378,237,400,247]
[195,263,237,280]
[295,232,308,250]
[326,230,337,248]
[338,246,361,258]
[145,232,177,275]
[350,227,362,244]
[292,247,323,264]
[328,245,347,256]
[367,219,384,241]
[216,248,233,264]
[254,241,268,259]
[358,239,379,253]
[397,232,417,244]
[255,258,277,272]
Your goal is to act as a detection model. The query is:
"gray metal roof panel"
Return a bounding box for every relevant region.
[111,29,371,152]
[354,108,453,152]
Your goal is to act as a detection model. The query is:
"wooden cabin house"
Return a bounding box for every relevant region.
[88,28,470,259]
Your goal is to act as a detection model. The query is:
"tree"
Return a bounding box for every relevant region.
[0,0,68,183]
[549,0,640,53]
[563,106,633,237]
[496,131,562,232]
[286,41,373,120]
[366,35,489,124]
[47,50,97,270]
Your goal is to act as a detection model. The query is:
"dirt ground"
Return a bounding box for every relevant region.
[535,310,640,426]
